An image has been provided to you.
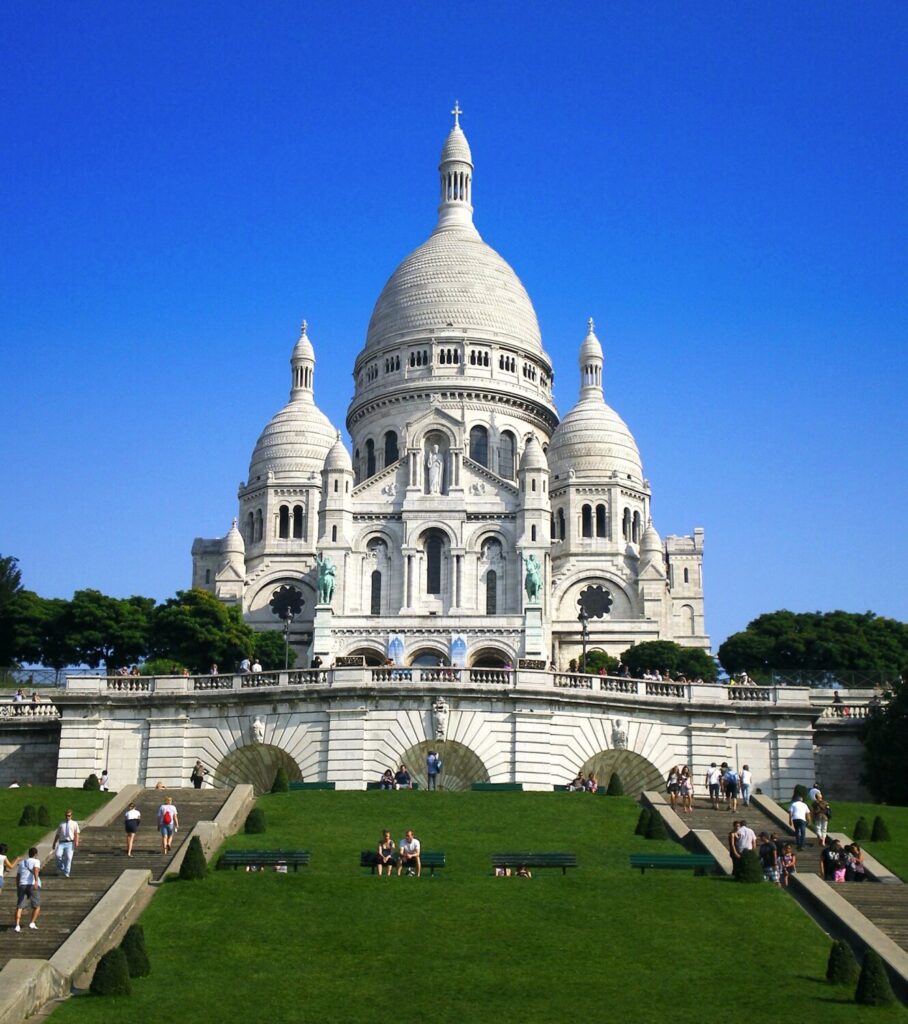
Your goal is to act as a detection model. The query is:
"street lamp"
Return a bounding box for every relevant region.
[578,608,590,674]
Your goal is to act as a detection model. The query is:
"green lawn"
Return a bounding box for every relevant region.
[52,792,906,1024]
[0,787,112,855]
[832,800,908,879]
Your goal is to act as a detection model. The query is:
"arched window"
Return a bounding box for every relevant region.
[498,430,516,479]
[245,512,255,545]
[204,568,211,585]
[278,505,290,539]
[622,508,631,541]
[469,425,489,467]
[331,525,337,542]
[680,604,695,635]
[557,508,566,541]
[370,570,382,616]
[292,505,304,539]
[596,504,607,538]
[581,504,593,538]
[683,567,689,584]
[486,569,497,615]
[632,511,641,543]
[425,531,444,596]
[366,439,376,478]
[384,431,399,465]
[254,509,263,543]
[531,525,537,542]
[550,514,556,539]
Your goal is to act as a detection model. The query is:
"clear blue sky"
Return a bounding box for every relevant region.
[2,2,906,648]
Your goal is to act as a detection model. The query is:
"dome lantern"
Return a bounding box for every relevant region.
[435,100,476,234]
[290,320,315,402]
[579,317,604,399]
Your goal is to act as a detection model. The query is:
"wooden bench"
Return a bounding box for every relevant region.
[288,782,336,791]
[471,782,523,791]
[629,853,717,875]
[490,852,577,875]
[219,850,311,871]
[359,849,446,876]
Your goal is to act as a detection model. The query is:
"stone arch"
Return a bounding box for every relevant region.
[553,571,639,619]
[408,520,458,548]
[579,749,663,797]
[408,645,449,667]
[246,573,317,616]
[399,739,490,791]
[411,420,459,449]
[211,743,302,795]
[469,645,513,668]
[347,645,386,666]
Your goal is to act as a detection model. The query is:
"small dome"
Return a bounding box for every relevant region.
[221,518,245,556]
[547,399,643,484]
[247,401,337,481]
[640,521,663,558]
[292,320,314,361]
[324,432,353,472]
[519,434,548,472]
[579,319,603,363]
[440,124,472,166]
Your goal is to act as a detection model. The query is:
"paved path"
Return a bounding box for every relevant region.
[0,788,227,966]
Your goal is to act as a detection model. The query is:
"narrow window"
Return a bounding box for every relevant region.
[581,504,593,538]
[558,508,566,541]
[596,504,607,538]
[426,533,443,595]
[632,511,641,543]
[366,439,376,477]
[470,425,489,467]
[531,525,537,541]
[550,514,556,539]
[622,508,631,541]
[498,431,516,479]
[246,512,255,544]
[384,431,398,465]
[486,569,498,614]
[254,509,263,543]
[370,570,382,615]
[334,479,339,493]
[683,567,689,584]
[279,505,290,539]
[293,505,304,539]
[331,525,337,542]
[205,568,211,585]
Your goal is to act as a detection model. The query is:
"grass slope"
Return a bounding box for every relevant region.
[52,792,907,1024]
[0,787,111,854]
[832,800,908,880]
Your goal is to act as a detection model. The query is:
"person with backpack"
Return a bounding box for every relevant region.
[157,797,179,855]
[723,765,740,812]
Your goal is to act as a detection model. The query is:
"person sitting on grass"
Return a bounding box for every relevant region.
[376,830,398,878]
[398,830,421,877]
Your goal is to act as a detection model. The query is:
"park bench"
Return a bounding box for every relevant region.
[288,781,336,790]
[365,781,421,790]
[219,850,311,871]
[628,853,717,875]
[471,782,523,791]
[490,852,577,875]
[359,849,446,876]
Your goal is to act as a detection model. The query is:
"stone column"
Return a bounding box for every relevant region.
[326,708,367,789]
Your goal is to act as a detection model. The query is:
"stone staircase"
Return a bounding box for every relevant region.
[0,787,227,967]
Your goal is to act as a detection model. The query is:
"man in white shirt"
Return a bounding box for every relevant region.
[734,820,757,855]
[789,797,811,851]
[251,659,263,673]
[398,830,421,877]
[52,811,80,878]
[157,797,179,854]
[705,763,722,809]
[14,847,41,931]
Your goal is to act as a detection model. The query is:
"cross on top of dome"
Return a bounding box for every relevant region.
[451,100,463,127]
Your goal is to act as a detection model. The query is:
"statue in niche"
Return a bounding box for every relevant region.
[523,553,542,603]
[316,552,336,605]
[251,716,266,744]
[611,718,627,750]
[433,696,449,740]
[426,444,444,494]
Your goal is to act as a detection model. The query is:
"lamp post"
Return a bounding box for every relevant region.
[578,609,590,674]
[282,611,294,670]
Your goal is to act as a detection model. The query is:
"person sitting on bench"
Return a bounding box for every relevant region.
[376,830,397,877]
[395,765,412,790]
[398,830,421,877]
[379,768,394,790]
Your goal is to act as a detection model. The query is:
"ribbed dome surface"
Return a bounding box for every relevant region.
[364,227,543,353]
[248,400,338,482]
[440,125,472,165]
[547,397,644,484]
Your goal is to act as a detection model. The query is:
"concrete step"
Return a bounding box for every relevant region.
[831,882,908,948]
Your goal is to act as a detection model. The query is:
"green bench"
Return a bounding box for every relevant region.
[365,781,421,790]
[629,853,717,875]
[288,782,336,791]
[219,850,311,871]
[471,782,524,791]
[490,852,577,875]
[359,849,446,876]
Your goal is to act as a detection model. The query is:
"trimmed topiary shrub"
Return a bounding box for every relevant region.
[90,947,131,996]
[178,836,208,881]
[271,767,289,794]
[871,816,891,842]
[37,805,51,827]
[855,949,895,1006]
[634,807,652,836]
[645,811,668,840]
[826,939,859,986]
[606,773,625,796]
[18,804,37,826]
[733,849,763,883]
[120,923,150,978]
[83,773,101,791]
[792,784,809,802]
[244,808,266,834]
[853,816,870,841]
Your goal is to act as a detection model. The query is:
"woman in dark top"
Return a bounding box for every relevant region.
[376,830,397,878]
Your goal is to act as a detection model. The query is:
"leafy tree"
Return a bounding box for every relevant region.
[150,589,254,673]
[620,641,716,681]
[718,610,908,680]
[63,590,154,672]
[0,556,22,613]
[863,678,908,804]
[253,629,297,671]
[584,650,618,674]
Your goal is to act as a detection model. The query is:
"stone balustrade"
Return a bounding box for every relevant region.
[0,700,60,719]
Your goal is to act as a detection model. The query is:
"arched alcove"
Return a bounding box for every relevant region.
[398,740,490,791]
[211,743,303,795]
[348,646,386,666]
[409,648,449,667]
[578,749,663,797]
[470,647,510,668]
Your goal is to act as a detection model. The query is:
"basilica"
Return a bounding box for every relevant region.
[191,110,709,669]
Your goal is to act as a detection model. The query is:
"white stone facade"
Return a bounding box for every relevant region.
[191,112,709,668]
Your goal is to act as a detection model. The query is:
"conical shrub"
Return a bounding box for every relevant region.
[83,773,100,791]
[634,807,652,836]
[271,767,289,793]
[244,808,266,834]
[606,773,625,796]
[871,816,891,842]
[854,949,895,1006]
[826,939,859,985]
[120,924,150,978]
[18,804,37,826]
[37,805,51,827]
[178,835,207,880]
[645,810,668,840]
[90,947,131,996]
[853,816,870,841]
[733,849,763,883]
